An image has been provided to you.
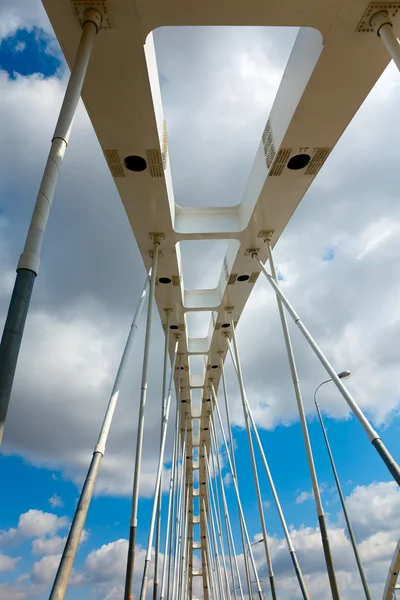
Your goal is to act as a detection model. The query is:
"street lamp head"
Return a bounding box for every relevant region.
[338,370,351,379]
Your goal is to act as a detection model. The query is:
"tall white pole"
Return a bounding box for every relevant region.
[205,443,231,600]
[219,359,253,600]
[206,473,229,600]
[206,441,244,600]
[139,338,180,600]
[179,487,190,600]
[314,385,372,600]
[0,8,102,445]
[124,238,161,600]
[209,399,264,600]
[171,421,188,600]
[48,272,150,600]
[255,241,340,600]
[166,407,182,600]
[203,497,225,600]
[253,245,400,487]
[154,310,171,600]
[370,11,400,72]
[160,366,180,600]
[226,342,310,600]
[228,315,278,600]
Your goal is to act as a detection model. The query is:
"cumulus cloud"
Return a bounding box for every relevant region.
[84,539,130,583]
[346,481,400,541]
[0,509,69,547]
[31,553,61,584]
[48,494,63,509]
[295,490,313,504]
[31,535,66,556]
[0,553,20,573]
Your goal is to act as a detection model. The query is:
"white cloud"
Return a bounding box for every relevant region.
[31,553,61,584]
[0,509,69,546]
[14,41,26,52]
[295,490,313,504]
[0,553,20,572]
[31,535,66,556]
[0,0,52,41]
[48,494,63,509]
[84,539,129,583]
[223,472,232,487]
[31,529,88,556]
[346,481,400,541]
[0,585,26,600]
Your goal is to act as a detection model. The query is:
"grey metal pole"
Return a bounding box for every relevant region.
[211,375,238,600]
[154,310,171,600]
[0,8,102,445]
[171,421,188,600]
[253,244,400,487]
[228,315,278,600]
[166,408,181,600]
[176,471,188,600]
[226,340,310,600]
[203,496,225,600]
[314,383,372,600]
[179,488,190,600]
[48,272,150,600]
[370,11,400,72]
[207,432,244,600]
[139,339,180,600]
[209,399,263,600]
[257,240,340,600]
[124,238,161,600]
[219,359,253,600]
[205,518,218,600]
[204,447,230,600]
[160,364,180,600]
[211,453,239,600]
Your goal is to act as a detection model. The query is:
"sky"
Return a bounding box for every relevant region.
[0,1,400,599]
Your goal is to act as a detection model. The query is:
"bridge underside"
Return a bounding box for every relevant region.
[40,1,400,598]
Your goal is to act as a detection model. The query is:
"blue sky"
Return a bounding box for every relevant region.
[1,3,400,600]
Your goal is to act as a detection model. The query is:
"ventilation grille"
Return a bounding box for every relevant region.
[172,275,180,287]
[103,149,125,178]
[146,149,164,177]
[305,147,332,176]
[228,274,237,285]
[248,272,259,283]
[269,148,291,176]
[262,119,276,168]
[162,120,168,169]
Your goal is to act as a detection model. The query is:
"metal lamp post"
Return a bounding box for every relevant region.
[246,540,266,600]
[314,371,372,600]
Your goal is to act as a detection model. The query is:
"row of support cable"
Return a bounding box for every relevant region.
[45,229,380,600]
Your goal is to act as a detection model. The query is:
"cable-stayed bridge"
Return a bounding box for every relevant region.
[1,1,400,599]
